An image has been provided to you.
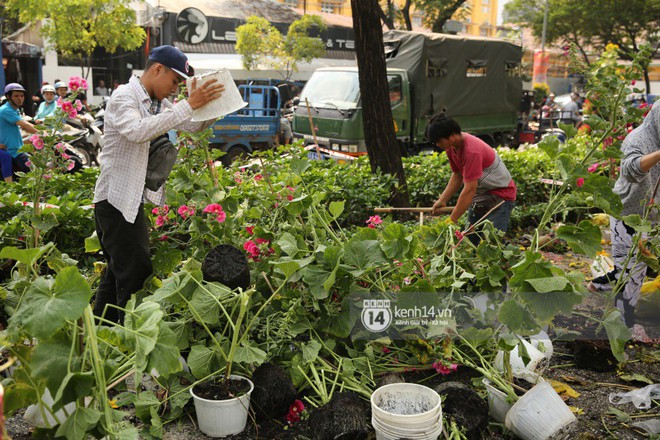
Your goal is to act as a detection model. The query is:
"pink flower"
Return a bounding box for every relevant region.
[246,226,254,235]
[203,203,224,214]
[287,194,294,201]
[455,230,464,240]
[254,174,263,182]
[29,134,44,150]
[382,346,391,354]
[587,163,599,173]
[243,240,260,258]
[155,215,166,227]
[61,101,74,113]
[366,215,383,227]
[25,160,32,167]
[74,100,83,111]
[42,174,52,180]
[152,207,160,215]
[576,177,585,188]
[55,142,66,152]
[159,235,169,241]
[287,186,295,192]
[631,80,636,86]
[216,211,227,223]
[432,362,458,375]
[61,152,71,160]
[80,79,88,90]
[178,205,195,219]
[68,109,78,119]
[66,160,75,171]
[234,171,242,184]
[57,97,64,106]
[603,137,613,148]
[162,205,169,214]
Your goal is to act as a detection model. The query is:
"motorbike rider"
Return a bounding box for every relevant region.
[55,81,68,100]
[35,85,58,122]
[0,83,39,179]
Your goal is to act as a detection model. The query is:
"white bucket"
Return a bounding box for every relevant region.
[505,381,576,440]
[371,383,442,440]
[482,378,513,424]
[190,375,254,438]
[529,330,554,359]
[186,69,248,122]
[495,337,547,383]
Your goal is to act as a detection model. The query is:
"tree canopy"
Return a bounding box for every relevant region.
[5,0,145,78]
[236,15,326,81]
[378,0,470,33]
[504,0,659,89]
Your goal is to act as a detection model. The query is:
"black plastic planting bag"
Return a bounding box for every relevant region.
[146,134,178,191]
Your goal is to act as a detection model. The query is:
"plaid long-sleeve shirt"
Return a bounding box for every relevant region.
[94,75,213,223]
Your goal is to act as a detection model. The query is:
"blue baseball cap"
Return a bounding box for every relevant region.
[148,45,191,79]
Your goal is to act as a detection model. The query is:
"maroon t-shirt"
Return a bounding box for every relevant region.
[445,133,516,200]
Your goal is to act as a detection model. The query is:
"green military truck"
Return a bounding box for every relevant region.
[292,30,523,155]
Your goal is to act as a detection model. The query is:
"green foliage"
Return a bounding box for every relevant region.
[236,15,326,80]
[5,0,145,76]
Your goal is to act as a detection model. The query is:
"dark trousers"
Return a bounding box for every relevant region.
[94,200,152,323]
[467,200,515,246]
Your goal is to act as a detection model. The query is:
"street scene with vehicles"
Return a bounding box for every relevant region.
[0,0,659,439]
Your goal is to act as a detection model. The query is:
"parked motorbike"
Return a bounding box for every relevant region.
[63,114,104,165]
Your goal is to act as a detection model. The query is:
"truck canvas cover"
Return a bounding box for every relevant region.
[383,30,522,123]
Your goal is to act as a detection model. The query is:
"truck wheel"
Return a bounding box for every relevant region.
[222,146,250,166]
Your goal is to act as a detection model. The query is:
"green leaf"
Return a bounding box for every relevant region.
[510,252,553,288]
[497,300,540,335]
[165,321,190,351]
[148,270,201,304]
[272,260,301,278]
[556,220,602,257]
[520,290,583,322]
[55,407,101,440]
[621,214,653,233]
[619,373,653,385]
[290,157,311,175]
[84,231,101,253]
[189,283,232,326]
[525,277,570,293]
[233,341,268,366]
[134,390,161,422]
[3,367,40,412]
[147,322,182,378]
[603,310,630,363]
[344,239,388,276]
[278,232,306,257]
[0,242,55,268]
[124,301,163,375]
[9,267,92,339]
[582,174,622,216]
[381,223,413,260]
[607,407,632,423]
[32,211,59,233]
[328,201,345,219]
[187,344,225,379]
[301,339,322,363]
[302,266,333,299]
[53,372,95,408]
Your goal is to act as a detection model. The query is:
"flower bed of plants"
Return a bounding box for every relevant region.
[0,45,658,440]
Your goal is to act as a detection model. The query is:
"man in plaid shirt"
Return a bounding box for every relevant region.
[93,45,224,323]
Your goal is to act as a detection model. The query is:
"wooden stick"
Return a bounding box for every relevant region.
[305,98,322,159]
[374,206,454,214]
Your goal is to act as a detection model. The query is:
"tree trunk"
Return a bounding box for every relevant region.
[377,0,395,30]
[402,0,413,31]
[351,0,410,208]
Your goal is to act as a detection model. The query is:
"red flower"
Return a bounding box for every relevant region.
[256,237,270,245]
[576,177,585,188]
[587,163,599,173]
[246,226,255,235]
[432,362,458,375]
[287,194,294,201]
[254,174,263,182]
[286,399,305,425]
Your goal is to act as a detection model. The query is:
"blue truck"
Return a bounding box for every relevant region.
[210,81,294,165]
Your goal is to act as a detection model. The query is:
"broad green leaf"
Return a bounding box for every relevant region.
[328,201,345,219]
[233,341,268,365]
[0,242,54,268]
[381,223,413,260]
[55,407,101,440]
[344,239,388,275]
[9,267,92,339]
[290,157,311,175]
[556,221,602,257]
[32,211,59,233]
[510,252,553,288]
[148,271,199,304]
[147,322,182,378]
[497,300,540,335]
[165,321,190,351]
[607,407,632,423]
[301,339,322,363]
[302,266,333,299]
[622,214,653,233]
[84,232,101,253]
[32,337,81,407]
[619,373,653,385]
[187,344,225,380]
[134,390,161,422]
[520,290,583,322]
[322,246,343,269]
[124,301,163,374]
[603,310,630,363]
[272,260,301,278]
[525,277,570,293]
[189,283,232,326]
[3,367,40,412]
[152,247,183,276]
[278,232,306,257]
[582,174,622,216]
[53,372,94,408]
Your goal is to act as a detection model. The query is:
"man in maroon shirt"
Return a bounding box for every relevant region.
[428,113,516,243]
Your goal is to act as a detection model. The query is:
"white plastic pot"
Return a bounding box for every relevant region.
[371,383,442,440]
[482,378,513,424]
[186,69,248,122]
[505,381,576,440]
[190,375,254,438]
[529,331,554,359]
[495,337,548,383]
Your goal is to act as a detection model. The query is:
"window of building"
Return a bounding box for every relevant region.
[466,59,487,77]
[482,5,490,13]
[321,2,340,13]
[412,14,423,27]
[482,0,490,4]
[284,0,299,6]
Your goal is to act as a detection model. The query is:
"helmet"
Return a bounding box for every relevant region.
[4,83,26,95]
[55,81,67,90]
[41,85,56,94]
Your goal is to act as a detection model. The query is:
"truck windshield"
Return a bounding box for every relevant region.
[300,71,359,109]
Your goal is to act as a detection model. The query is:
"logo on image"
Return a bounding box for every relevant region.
[361,299,392,332]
